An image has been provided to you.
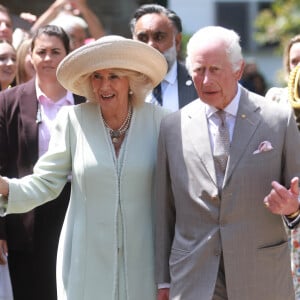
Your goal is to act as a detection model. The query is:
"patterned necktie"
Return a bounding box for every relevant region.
[213,110,230,189]
[152,83,162,106]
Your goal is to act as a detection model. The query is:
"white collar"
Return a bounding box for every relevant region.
[164,60,177,85]
[35,78,74,105]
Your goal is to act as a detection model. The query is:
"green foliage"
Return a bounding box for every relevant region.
[181,33,191,58]
[254,0,300,53]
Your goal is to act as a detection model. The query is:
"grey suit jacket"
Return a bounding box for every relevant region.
[155,86,298,300]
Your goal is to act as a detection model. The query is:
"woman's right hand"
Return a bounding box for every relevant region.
[157,288,169,300]
[0,176,9,196]
[0,239,8,265]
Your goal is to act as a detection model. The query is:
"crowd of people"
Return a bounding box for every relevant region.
[0,2,300,300]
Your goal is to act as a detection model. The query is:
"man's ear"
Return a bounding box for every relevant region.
[175,32,182,55]
[235,60,245,80]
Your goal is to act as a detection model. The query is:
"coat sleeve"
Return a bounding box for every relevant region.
[0,106,73,215]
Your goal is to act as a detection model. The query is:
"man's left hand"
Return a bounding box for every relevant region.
[264,177,300,216]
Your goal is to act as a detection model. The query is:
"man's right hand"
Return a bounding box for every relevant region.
[0,239,8,265]
[158,288,169,300]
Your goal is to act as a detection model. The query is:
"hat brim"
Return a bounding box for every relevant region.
[56,35,168,102]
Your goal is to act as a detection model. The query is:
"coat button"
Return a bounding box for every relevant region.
[220,220,227,227]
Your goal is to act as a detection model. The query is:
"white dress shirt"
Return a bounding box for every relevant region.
[146,61,179,112]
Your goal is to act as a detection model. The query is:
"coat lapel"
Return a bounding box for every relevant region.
[224,89,261,184]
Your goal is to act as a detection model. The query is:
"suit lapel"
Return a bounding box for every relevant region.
[183,100,216,183]
[183,91,262,188]
[18,80,39,163]
[177,62,198,108]
[224,89,261,184]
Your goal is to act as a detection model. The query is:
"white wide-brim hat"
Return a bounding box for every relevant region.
[56,35,168,102]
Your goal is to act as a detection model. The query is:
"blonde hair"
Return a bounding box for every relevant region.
[16,38,33,85]
[284,35,300,75]
[89,68,153,107]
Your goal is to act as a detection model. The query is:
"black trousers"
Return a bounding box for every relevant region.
[7,183,70,300]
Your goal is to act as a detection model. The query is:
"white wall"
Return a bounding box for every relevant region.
[169,0,213,34]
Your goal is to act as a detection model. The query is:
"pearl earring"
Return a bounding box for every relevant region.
[129,90,133,95]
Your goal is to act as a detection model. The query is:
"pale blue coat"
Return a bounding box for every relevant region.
[2,102,169,300]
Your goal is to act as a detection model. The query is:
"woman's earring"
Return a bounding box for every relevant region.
[129,90,133,95]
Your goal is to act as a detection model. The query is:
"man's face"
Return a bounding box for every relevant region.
[133,13,181,69]
[0,11,12,44]
[68,26,87,51]
[190,40,243,109]
[30,34,67,81]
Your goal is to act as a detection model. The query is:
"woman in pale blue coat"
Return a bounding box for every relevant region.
[0,35,169,299]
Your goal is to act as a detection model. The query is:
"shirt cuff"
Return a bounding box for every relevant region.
[283,213,300,229]
[158,283,170,289]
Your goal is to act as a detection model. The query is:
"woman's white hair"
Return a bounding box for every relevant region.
[186,26,244,74]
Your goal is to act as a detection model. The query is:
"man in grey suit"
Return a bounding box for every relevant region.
[130,4,198,111]
[155,26,300,300]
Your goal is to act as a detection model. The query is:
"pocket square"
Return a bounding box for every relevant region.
[253,141,273,154]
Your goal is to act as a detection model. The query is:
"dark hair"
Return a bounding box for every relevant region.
[0,5,12,32]
[130,4,182,34]
[31,25,70,54]
[0,5,10,16]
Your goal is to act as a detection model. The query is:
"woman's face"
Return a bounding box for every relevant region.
[0,42,16,89]
[91,69,130,108]
[31,33,67,81]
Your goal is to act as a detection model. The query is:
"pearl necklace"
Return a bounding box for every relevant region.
[102,106,132,144]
